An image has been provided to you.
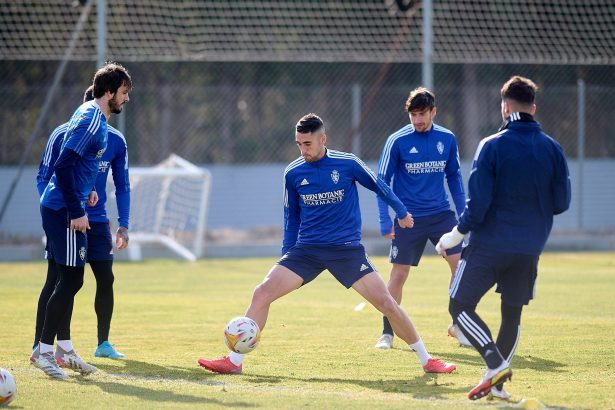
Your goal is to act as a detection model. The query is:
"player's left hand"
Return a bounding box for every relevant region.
[87,190,98,206]
[436,226,464,257]
[397,213,414,229]
[116,226,129,250]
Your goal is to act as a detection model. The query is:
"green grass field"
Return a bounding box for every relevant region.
[1,252,614,409]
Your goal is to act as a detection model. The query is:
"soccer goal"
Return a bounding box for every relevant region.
[108,154,212,261]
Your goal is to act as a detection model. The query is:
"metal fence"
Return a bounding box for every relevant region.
[1,61,614,166]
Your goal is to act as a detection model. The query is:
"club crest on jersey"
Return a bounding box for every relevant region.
[331,169,340,184]
[96,147,106,159]
[390,245,398,260]
[79,246,86,261]
[437,141,444,155]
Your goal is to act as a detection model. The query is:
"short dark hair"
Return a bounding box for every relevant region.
[405,87,435,112]
[83,85,94,102]
[500,76,538,105]
[296,113,325,134]
[92,61,132,99]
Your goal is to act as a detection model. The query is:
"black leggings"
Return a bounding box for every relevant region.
[90,260,115,345]
[34,260,115,347]
[39,263,84,345]
[449,297,523,370]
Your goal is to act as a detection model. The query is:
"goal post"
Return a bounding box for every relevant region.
[107,154,212,261]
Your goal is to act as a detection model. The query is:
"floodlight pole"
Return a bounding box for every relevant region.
[351,84,362,157]
[97,0,127,135]
[97,0,106,68]
[577,79,585,229]
[422,0,433,90]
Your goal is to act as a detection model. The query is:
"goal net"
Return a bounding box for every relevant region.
[2,1,613,65]
[107,154,212,261]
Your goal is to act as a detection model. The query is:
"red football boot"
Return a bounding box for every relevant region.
[198,356,242,375]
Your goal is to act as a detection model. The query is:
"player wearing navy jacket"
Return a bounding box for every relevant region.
[31,63,132,380]
[437,76,571,401]
[198,113,457,375]
[33,85,131,362]
[375,87,469,350]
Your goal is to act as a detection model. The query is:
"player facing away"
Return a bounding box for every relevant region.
[436,76,571,401]
[31,62,132,380]
[374,87,470,350]
[198,113,456,375]
[33,85,131,362]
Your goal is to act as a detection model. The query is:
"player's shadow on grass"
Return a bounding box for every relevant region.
[243,372,467,400]
[94,359,257,386]
[97,359,465,399]
[430,350,567,373]
[95,359,207,380]
[77,378,255,407]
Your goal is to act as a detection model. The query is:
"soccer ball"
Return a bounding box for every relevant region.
[224,316,261,354]
[0,368,16,406]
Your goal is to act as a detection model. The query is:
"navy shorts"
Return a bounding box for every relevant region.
[449,245,539,307]
[41,205,88,267]
[87,221,114,261]
[46,221,113,262]
[390,210,461,266]
[277,244,376,289]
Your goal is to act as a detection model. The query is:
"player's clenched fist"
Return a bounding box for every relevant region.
[397,213,414,229]
[70,215,90,233]
[115,226,129,250]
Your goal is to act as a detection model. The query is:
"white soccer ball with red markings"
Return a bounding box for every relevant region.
[0,368,16,406]
[224,316,261,354]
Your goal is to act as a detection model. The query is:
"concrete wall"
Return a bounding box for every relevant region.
[1,159,614,259]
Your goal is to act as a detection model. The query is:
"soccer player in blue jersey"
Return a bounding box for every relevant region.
[30,62,132,379]
[33,85,131,363]
[436,76,571,400]
[374,87,470,350]
[198,113,456,375]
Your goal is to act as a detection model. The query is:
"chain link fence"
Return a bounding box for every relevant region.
[1,61,614,165]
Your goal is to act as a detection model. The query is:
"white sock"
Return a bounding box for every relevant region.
[409,338,431,366]
[489,359,510,372]
[228,351,245,366]
[57,340,74,352]
[39,342,54,354]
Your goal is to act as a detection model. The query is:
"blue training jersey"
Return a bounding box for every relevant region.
[457,114,571,255]
[282,149,409,254]
[40,101,108,214]
[37,121,131,228]
[377,123,466,235]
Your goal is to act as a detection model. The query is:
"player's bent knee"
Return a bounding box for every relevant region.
[251,283,275,306]
[449,297,471,318]
[91,261,114,288]
[501,302,522,327]
[97,273,114,289]
[64,277,84,295]
[374,295,399,316]
[389,272,409,287]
